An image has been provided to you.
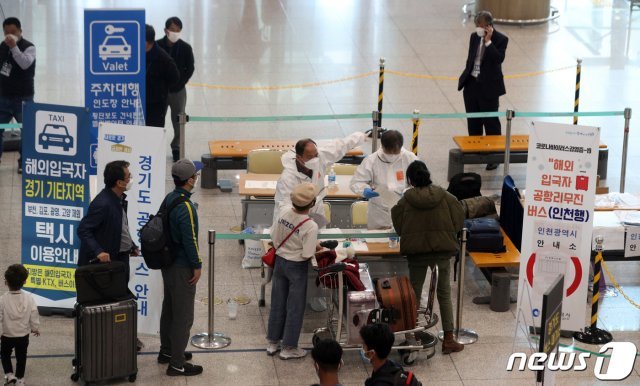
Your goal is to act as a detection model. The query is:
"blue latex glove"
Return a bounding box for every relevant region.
[363,187,380,199]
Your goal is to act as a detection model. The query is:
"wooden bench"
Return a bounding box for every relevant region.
[447,135,609,180]
[201,140,365,191]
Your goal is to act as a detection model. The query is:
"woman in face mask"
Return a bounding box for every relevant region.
[350,130,417,230]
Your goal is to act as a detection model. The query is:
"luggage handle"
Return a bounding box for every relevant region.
[381,279,391,289]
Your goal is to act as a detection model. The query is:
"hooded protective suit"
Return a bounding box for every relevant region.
[273,132,365,225]
[350,148,417,229]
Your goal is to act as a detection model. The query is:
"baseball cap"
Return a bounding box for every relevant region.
[291,182,317,207]
[172,159,203,181]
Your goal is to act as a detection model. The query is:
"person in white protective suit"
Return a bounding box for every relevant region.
[350,130,417,229]
[273,131,366,226]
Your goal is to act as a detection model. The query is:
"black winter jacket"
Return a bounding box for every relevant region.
[157,37,195,93]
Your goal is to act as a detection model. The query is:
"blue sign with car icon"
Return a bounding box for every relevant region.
[89,20,140,75]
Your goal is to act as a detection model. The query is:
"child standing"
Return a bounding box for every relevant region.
[0,264,40,385]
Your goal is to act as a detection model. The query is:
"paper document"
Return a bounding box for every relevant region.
[245,180,277,189]
[352,240,369,252]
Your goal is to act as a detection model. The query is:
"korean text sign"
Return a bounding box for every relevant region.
[84,9,145,174]
[97,122,166,335]
[21,102,90,309]
[517,122,600,332]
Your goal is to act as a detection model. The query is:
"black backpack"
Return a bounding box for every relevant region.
[140,195,188,269]
[447,172,481,200]
[376,363,422,386]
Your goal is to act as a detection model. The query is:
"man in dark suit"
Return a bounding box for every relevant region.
[145,24,179,128]
[458,10,508,170]
[77,160,140,278]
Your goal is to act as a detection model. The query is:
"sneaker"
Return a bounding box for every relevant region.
[15,379,23,386]
[279,347,307,360]
[266,341,281,356]
[157,351,193,364]
[5,373,16,384]
[166,362,203,376]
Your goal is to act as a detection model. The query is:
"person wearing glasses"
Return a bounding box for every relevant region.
[78,160,140,276]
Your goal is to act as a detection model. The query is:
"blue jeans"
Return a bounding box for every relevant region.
[267,255,308,348]
[0,95,32,162]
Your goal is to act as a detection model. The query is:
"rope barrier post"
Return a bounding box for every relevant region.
[573,58,582,125]
[439,228,478,345]
[411,109,420,156]
[377,57,385,128]
[504,109,515,178]
[178,112,188,160]
[371,110,380,153]
[574,236,613,345]
[620,107,631,193]
[191,230,232,349]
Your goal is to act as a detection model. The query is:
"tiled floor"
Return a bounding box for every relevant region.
[0,0,639,384]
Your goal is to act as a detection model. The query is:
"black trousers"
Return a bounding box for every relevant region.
[1,335,29,378]
[462,77,501,136]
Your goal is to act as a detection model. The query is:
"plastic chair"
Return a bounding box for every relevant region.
[350,201,368,228]
[247,149,284,174]
[331,163,357,175]
[323,203,331,224]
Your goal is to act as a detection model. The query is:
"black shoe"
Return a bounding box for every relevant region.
[485,163,498,171]
[166,362,203,376]
[172,150,180,162]
[157,351,193,364]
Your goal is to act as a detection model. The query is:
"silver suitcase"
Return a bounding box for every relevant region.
[346,264,378,344]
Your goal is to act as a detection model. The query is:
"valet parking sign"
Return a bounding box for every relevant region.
[21,103,90,309]
[517,122,600,332]
[85,9,145,174]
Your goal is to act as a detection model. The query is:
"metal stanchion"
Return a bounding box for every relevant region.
[620,107,631,193]
[411,109,420,156]
[377,57,385,128]
[574,236,613,344]
[503,109,515,178]
[191,230,231,349]
[573,59,582,125]
[371,110,380,153]
[178,112,188,160]
[439,228,478,344]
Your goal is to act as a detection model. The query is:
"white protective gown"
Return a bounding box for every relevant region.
[273,132,366,226]
[350,148,418,229]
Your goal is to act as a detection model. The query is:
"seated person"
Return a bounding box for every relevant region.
[350,130,417,229]
[311,338,343,386]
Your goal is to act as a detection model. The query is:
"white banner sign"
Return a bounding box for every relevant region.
[625,226,640,258]
[97,123,167,335]
[517,122,600,332]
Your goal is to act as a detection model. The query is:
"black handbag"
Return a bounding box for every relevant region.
[75,261,132,305]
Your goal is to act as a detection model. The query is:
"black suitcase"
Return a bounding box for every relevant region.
[71,299,138,383]
[75,261,130,305]
[1,129,20,151]
[447,172,482,200]
[464,217,505,253]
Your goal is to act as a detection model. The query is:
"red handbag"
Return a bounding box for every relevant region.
[262,218,312,267]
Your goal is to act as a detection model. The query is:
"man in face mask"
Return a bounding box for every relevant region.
[157,17,195,162]
[457,10,508,171]
[359,323,412,386]
[0,17,36,174]
[350,130,417,229]
[77,160,140,277]
[273,131,366,226]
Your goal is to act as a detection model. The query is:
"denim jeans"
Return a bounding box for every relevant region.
[267,255,309,348]
[0,95,32,162]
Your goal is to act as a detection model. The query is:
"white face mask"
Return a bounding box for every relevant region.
[476,27,486,37]
[125,180,133,191]
[380,151,401,163]
[191,176,199,188]
[167,31,180,43]
[305,157,320,171]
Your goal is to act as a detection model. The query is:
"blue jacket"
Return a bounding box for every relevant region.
[166,188,202,269]
[77,188,134,266]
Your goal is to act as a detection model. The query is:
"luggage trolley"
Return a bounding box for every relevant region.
[311,261,439,365]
